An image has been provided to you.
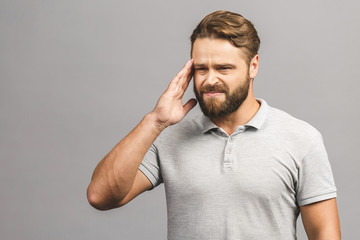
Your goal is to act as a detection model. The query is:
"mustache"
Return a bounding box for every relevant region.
[200,84,229,94]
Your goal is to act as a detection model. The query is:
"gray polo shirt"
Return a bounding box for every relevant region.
[139,99,337,240]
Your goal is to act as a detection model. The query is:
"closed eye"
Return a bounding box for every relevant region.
[215,64,236,71]
[219,66,232,70]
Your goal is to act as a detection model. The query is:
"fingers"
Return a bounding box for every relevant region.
[179,59,194,85]
[171,59,193,86]
[166,59,194,100]
[177,59,194,94]
[183,98,197,115]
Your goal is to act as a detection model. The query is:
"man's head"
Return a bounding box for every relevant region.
[191,11,260,119]
[190,10,260,66]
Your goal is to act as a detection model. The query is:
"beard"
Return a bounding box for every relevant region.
[194,75,251,118]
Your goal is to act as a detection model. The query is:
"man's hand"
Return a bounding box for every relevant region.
[151,59,197,130]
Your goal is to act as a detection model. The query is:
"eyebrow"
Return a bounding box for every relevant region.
[214,64,236,68]
[193,63,236,68]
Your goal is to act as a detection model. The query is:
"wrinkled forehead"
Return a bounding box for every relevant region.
[192,38,247,65]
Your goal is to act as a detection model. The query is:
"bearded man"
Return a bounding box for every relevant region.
[87,10,341,240]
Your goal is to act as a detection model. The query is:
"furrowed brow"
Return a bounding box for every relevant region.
[214,64,236,68]
[194,63,207,68]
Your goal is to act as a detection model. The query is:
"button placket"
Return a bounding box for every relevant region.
[223,126,247,169]
[223,136,233,168]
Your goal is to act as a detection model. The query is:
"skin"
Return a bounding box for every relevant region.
[87,38,341,239]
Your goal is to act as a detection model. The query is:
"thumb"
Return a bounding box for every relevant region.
[183,98,197,115]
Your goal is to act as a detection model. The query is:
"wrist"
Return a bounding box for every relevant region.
[144,112,168,133]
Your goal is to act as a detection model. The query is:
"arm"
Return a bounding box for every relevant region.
[300,198,341,240]
[87,59,197,210]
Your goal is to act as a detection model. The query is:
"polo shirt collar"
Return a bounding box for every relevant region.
[202,116,218,133]
[200,98,269,133]
[245,98,269,130]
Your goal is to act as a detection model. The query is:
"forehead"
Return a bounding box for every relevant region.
[192,38,246,64]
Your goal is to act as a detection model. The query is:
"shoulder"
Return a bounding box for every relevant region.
[167,114,203,135]
[154,114,204,146]
[264,105,324,155]
[268,105,321,138]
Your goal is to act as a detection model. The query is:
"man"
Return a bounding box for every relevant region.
[87,10,341,239]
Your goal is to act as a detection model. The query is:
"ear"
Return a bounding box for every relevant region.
[249,55,259,79]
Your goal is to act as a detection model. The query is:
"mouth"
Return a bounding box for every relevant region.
[203,91,224,98]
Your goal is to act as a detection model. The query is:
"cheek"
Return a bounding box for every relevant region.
[227,73,245,87]
[193,76,202,90]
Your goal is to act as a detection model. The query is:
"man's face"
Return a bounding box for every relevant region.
[192,38,252,118]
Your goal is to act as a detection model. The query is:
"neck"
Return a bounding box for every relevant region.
[210,82,260,135]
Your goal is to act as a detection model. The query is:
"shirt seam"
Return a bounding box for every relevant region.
[298,189,337,203]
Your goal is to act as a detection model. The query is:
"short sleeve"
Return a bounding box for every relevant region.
[296,131,337,206]
[139,143,163,188]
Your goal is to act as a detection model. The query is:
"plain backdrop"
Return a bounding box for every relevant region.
[1,0,359,239]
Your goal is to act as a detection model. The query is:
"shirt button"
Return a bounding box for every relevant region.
[226,148,231,154]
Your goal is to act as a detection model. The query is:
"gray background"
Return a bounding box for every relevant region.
[1,0,359,239]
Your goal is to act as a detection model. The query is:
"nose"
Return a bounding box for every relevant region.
[204,69,219,86]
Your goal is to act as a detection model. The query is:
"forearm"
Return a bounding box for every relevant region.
[87,112,164,209]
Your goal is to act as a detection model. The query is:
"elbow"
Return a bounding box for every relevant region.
[86,186,107,210]
[86,185,120,211]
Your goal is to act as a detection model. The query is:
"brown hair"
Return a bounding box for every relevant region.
[190,10,260,64]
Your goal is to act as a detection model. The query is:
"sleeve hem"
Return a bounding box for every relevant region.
[139,163,159,189]
[298,190,337,206]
